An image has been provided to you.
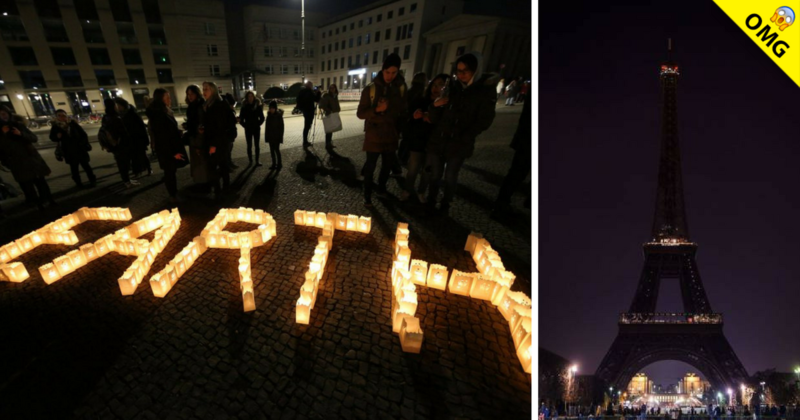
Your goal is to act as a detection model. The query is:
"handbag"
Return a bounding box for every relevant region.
[322,112,342,134]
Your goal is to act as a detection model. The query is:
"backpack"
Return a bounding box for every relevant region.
[369,82,405,106]
[98,126,119,151]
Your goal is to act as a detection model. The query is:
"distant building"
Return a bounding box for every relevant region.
[317,0,463,94]
[233,4,327,98]
[420,14,530,81]
[0,0,231,115]
[678,373,709,396]
[628,373,653,396]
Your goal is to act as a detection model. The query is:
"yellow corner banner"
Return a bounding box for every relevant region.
[713,1,800,87]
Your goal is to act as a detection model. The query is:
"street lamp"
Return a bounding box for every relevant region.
[299,0,305,84]
[566,365,578,414]
[794,367,800,382]
[727,388,733,409]
[16,93,31,119]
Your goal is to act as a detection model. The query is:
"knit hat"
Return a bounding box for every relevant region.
[382,53,401,70]
[268,100,278,110]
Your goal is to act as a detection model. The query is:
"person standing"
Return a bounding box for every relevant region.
[504,79,519,106]
[318,83,341,150]
[49,109,96,188]
[201,81,236,199]
[297,81,318,147]
[425,53,497,215]
[238,91,265,166]
[493,93,531,216]
[264,100,284,170]
[100,99,137,187]
[400,73,448,203]
[496,78,505,101]
[0,105,55,210]
[183,85,209,188]
[146,88,187,203]
[356,52,407,207]
[398,72,427,165]
[115,97,151,178]
[222,92,239,170]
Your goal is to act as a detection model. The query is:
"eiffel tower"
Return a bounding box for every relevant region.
[594,40,749,391]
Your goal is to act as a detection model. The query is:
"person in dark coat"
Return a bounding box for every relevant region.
[222,92,239,170]
[49,109,96,188]
[101,98,138,187]
[238,91,265,166]
[114,97,151,178]
[146,88,187,202]
[493,93,531,215]
[0,105,54,209]
[183,84,209,187]
[356,53,407,207]
[318,84,341,150]
[296,81,318,147]
[400,73,448,203]
[264,100,284,169]
[425,52,497,214]
[201,81,236,199]
[399,71,427,164]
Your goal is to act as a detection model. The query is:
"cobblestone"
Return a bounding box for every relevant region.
[0,105,530,419]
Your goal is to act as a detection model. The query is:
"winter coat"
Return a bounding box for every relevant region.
[184,98,205,138]
[356,71,407,153]
[505,81,519,97]
[202,98,236,149]
[404,96,435,153]
[0,115,51,183]
[238,101,265,130]
[509,94,531,154]
[296,87,318,114]
[100,114,130,154]
[145,106,184,172]
[427,73,497,159]
[49,120,91,164]
[119,105,149,150]
[264,109,284,145]
[318,92,341,116]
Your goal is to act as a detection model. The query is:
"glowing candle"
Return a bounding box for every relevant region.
[314,212,327,228]
[469,274,496,301]
[39,263,61,284]
[54,255,75,277]
[448,270,474,296]
[305,211,316,226]
[399,317,423,353]
[1,262,29,282]
[346,215,358,231]
[336,214,347,231]
[409,260,428,286]
[296,296,312,324]
[67,249,86,270]
[426,264,448,291]
[243,289,256,312]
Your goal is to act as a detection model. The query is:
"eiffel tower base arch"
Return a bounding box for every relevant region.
[595,323,749,393]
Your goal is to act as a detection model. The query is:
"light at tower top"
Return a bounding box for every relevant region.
[660,38,680,77]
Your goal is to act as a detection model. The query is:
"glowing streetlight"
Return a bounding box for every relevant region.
[727,388,733,407]
[570,365,578,374]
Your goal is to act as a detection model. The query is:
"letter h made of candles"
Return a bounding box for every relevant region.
[293,210,371,324]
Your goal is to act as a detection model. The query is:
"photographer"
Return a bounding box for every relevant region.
[0,105,55,210]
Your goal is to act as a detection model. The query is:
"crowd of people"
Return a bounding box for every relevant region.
[540,403,800,420]
[0,51,531,218]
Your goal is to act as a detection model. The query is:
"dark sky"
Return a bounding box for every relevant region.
[226,0,531,21]
[540,0,800,385]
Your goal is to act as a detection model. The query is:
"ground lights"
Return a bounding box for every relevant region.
[392,227,532,372]
[0,207,132,283]
[293,209,371,324]
[37,209,181,295]
[150,208,276,312]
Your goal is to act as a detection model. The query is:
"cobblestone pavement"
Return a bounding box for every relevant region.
[0,103,531,419]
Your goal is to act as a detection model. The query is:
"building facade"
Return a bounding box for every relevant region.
[420,14,530,81]
[317,0,463,95]
[0,0,231,117]
[237,4,326,98]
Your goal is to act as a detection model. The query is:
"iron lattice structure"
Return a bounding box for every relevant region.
[595,41,749,391]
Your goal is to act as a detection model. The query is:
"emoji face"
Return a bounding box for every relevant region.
[771,6,794,31]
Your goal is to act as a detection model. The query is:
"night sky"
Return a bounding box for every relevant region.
[540,0,800,385]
